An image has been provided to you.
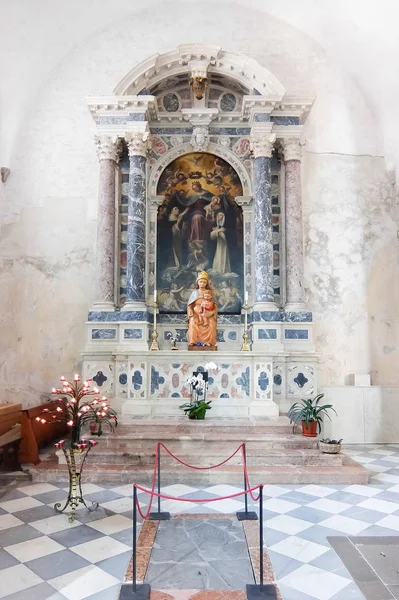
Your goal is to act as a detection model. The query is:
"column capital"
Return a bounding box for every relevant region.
[280,137,303,162]
[125,131,150,157]
[235,196,253,214]
[95,136,122,162]
[149,195,165,207]
[250,131,276,158]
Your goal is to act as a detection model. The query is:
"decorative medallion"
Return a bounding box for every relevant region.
[190,126,210,152]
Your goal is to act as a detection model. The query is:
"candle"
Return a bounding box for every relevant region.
[154,289,157,303]
[245,291,248,304]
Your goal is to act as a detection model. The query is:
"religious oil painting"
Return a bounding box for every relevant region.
[156,152,244,314]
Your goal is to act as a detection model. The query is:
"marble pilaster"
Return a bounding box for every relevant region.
[148,195,164,302]
[122,131,149,309]
[235,196,253,301]
[92,136,121,311]
[251,131,277,310]
[282,138,305,310]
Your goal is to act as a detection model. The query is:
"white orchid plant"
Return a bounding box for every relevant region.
[179,364,219,419]
[186,372,207,397]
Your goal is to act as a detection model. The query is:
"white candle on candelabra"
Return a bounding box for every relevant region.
[154,289,157,303]
[245,291,248,304]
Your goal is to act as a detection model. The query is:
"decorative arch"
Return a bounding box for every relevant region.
[114,44,285,99]
[149,142,252,197]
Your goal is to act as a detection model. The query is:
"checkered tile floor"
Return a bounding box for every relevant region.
[1,445,399,599]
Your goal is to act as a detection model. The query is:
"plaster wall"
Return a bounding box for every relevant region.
[322,387,399,444]
[0,3,398,414]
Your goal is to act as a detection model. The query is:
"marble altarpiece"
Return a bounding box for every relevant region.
[82,45,317,420]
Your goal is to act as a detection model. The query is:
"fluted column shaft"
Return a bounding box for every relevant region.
[93,136,121,310]
[125,131,149,304]
[251,131,277,306]
[282,138,305,308]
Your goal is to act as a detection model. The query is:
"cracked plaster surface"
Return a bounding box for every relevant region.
[303,153,399,385]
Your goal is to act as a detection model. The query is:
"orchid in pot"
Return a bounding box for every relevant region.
[179,363,219,420]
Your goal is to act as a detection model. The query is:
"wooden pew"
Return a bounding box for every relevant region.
[19,402,69,465]
[0,404,22,471]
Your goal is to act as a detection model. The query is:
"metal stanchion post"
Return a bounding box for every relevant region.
[119,485,151,600]
[236,445,258,521]
[246,485,277,599]
[149,444,170,520]
[259,485,264,589]
[133,485,137,593]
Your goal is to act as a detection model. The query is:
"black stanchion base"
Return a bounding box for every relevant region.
[119,583,151,599]
[149,512,170,520]
[236,510,258,521]
[246,583,278,599]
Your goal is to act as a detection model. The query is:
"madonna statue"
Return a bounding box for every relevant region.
[187,271,218,348]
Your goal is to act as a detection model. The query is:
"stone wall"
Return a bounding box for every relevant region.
[1,3,398,410]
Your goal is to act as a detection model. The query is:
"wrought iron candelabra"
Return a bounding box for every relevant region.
[241,301,251,351]
[54,440,99,523]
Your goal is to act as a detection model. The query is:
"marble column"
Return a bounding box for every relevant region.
[92,136,121,311]
[282,138,305,310]
[251,131,277,309]
[122,131,149,308]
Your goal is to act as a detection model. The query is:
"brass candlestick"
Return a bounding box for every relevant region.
[150,300,160,351]
[241,301,251,352]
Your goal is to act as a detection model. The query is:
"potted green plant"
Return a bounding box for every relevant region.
[82,405,118,436]
[179,398,212,420]
[320,438,343,454]
[179,371,212,420]
[287,394,337,438]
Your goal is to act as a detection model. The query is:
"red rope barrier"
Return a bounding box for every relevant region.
[132,441,261,518]
[134,442,160,520]
[157,441,245,470]
[241,445,261,502]
[135,483,262,501]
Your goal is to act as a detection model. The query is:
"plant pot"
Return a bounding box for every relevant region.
[301,420,318,437]
[89,422,100,435]
[319,441,342,454]
[188,410,206,420]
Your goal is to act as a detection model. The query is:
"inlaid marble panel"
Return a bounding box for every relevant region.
[257,328,277,340]
[285,329,309,339]
[83,362,115,395]
[147,362,250,399]
[272,363,284,398]
[91,328,116,340]
[88,311,149,322]
[287,363,316,398]
[124,328,143,339]
[130,362,147,399]
[116,361,128,397]
[255,362,273,399]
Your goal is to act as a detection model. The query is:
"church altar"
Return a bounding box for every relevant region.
[81,46,317,420]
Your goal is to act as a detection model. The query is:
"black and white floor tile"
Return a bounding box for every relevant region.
[0,445,399,599]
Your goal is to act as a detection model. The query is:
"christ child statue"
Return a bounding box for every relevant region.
[194,289,215,326]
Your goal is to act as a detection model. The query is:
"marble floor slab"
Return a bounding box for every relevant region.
[328,536,399,599]
[145,517,254,590]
